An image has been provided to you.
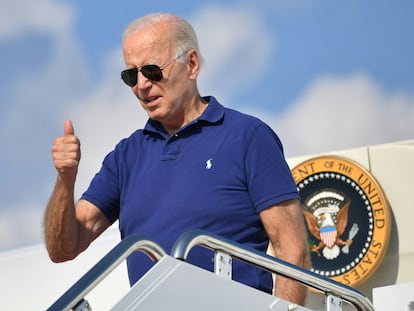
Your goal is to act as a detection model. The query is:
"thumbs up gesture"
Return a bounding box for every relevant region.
[51,120,81,182]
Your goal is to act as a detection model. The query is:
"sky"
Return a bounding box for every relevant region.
[0,0,413,251]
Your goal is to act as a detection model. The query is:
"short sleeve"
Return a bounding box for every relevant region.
[245,124,299,212]
[81,150,121,224]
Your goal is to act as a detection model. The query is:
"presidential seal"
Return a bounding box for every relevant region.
[291,155,391,287]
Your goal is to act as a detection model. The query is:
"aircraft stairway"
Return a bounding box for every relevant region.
[47,230,375,311]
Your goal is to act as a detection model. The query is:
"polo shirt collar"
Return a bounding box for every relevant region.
[143,96,224,137]
[197,96,224,123]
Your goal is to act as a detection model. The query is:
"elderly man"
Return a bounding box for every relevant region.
[44,13,310,305]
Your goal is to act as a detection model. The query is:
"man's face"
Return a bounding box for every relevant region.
[122,23,196,131]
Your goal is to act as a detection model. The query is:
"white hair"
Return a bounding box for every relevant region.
[123,13,202,63]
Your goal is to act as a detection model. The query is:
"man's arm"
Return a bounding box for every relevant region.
[259,198,311,306]
[44,120,110,262]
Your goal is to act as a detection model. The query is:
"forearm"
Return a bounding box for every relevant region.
[261,200,311,305]
[44,176,80,262]
[274,274,307,305]
[273,248,311,305]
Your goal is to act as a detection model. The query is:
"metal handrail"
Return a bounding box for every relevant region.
[47,235,166,311]
[171,229,375,311]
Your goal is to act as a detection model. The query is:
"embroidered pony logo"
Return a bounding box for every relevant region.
[206,158,213,170]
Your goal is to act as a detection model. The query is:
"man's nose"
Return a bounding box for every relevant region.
[136,71,152,90]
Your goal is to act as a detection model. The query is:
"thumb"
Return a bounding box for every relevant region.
[63,119,74,136]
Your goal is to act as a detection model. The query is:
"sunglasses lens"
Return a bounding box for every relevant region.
[141,65,163,82]
[121,68,138,87]
[121,65,163,87]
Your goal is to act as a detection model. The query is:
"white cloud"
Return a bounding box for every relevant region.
[0,0,73,39]
[0,0,89,152]
[0,204,45,249]
[253,73,414,157]
[190,5,274,102]
[0,0,88,250]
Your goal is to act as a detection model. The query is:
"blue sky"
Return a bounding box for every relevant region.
[1,0,413,251]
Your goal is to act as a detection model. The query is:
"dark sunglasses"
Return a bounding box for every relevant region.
[121,51,188,87]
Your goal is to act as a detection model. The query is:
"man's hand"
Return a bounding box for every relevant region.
[52,120,81,183]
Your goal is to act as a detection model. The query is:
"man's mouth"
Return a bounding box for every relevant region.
[144,96,159,104]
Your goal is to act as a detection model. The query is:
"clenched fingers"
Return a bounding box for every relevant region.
[52,135,81,173]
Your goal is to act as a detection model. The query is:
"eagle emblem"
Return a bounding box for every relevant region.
[303,190,359,260]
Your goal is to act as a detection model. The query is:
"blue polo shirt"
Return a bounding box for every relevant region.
[81,96,299,293]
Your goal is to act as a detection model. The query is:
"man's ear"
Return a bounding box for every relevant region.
[186,49,201,80]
